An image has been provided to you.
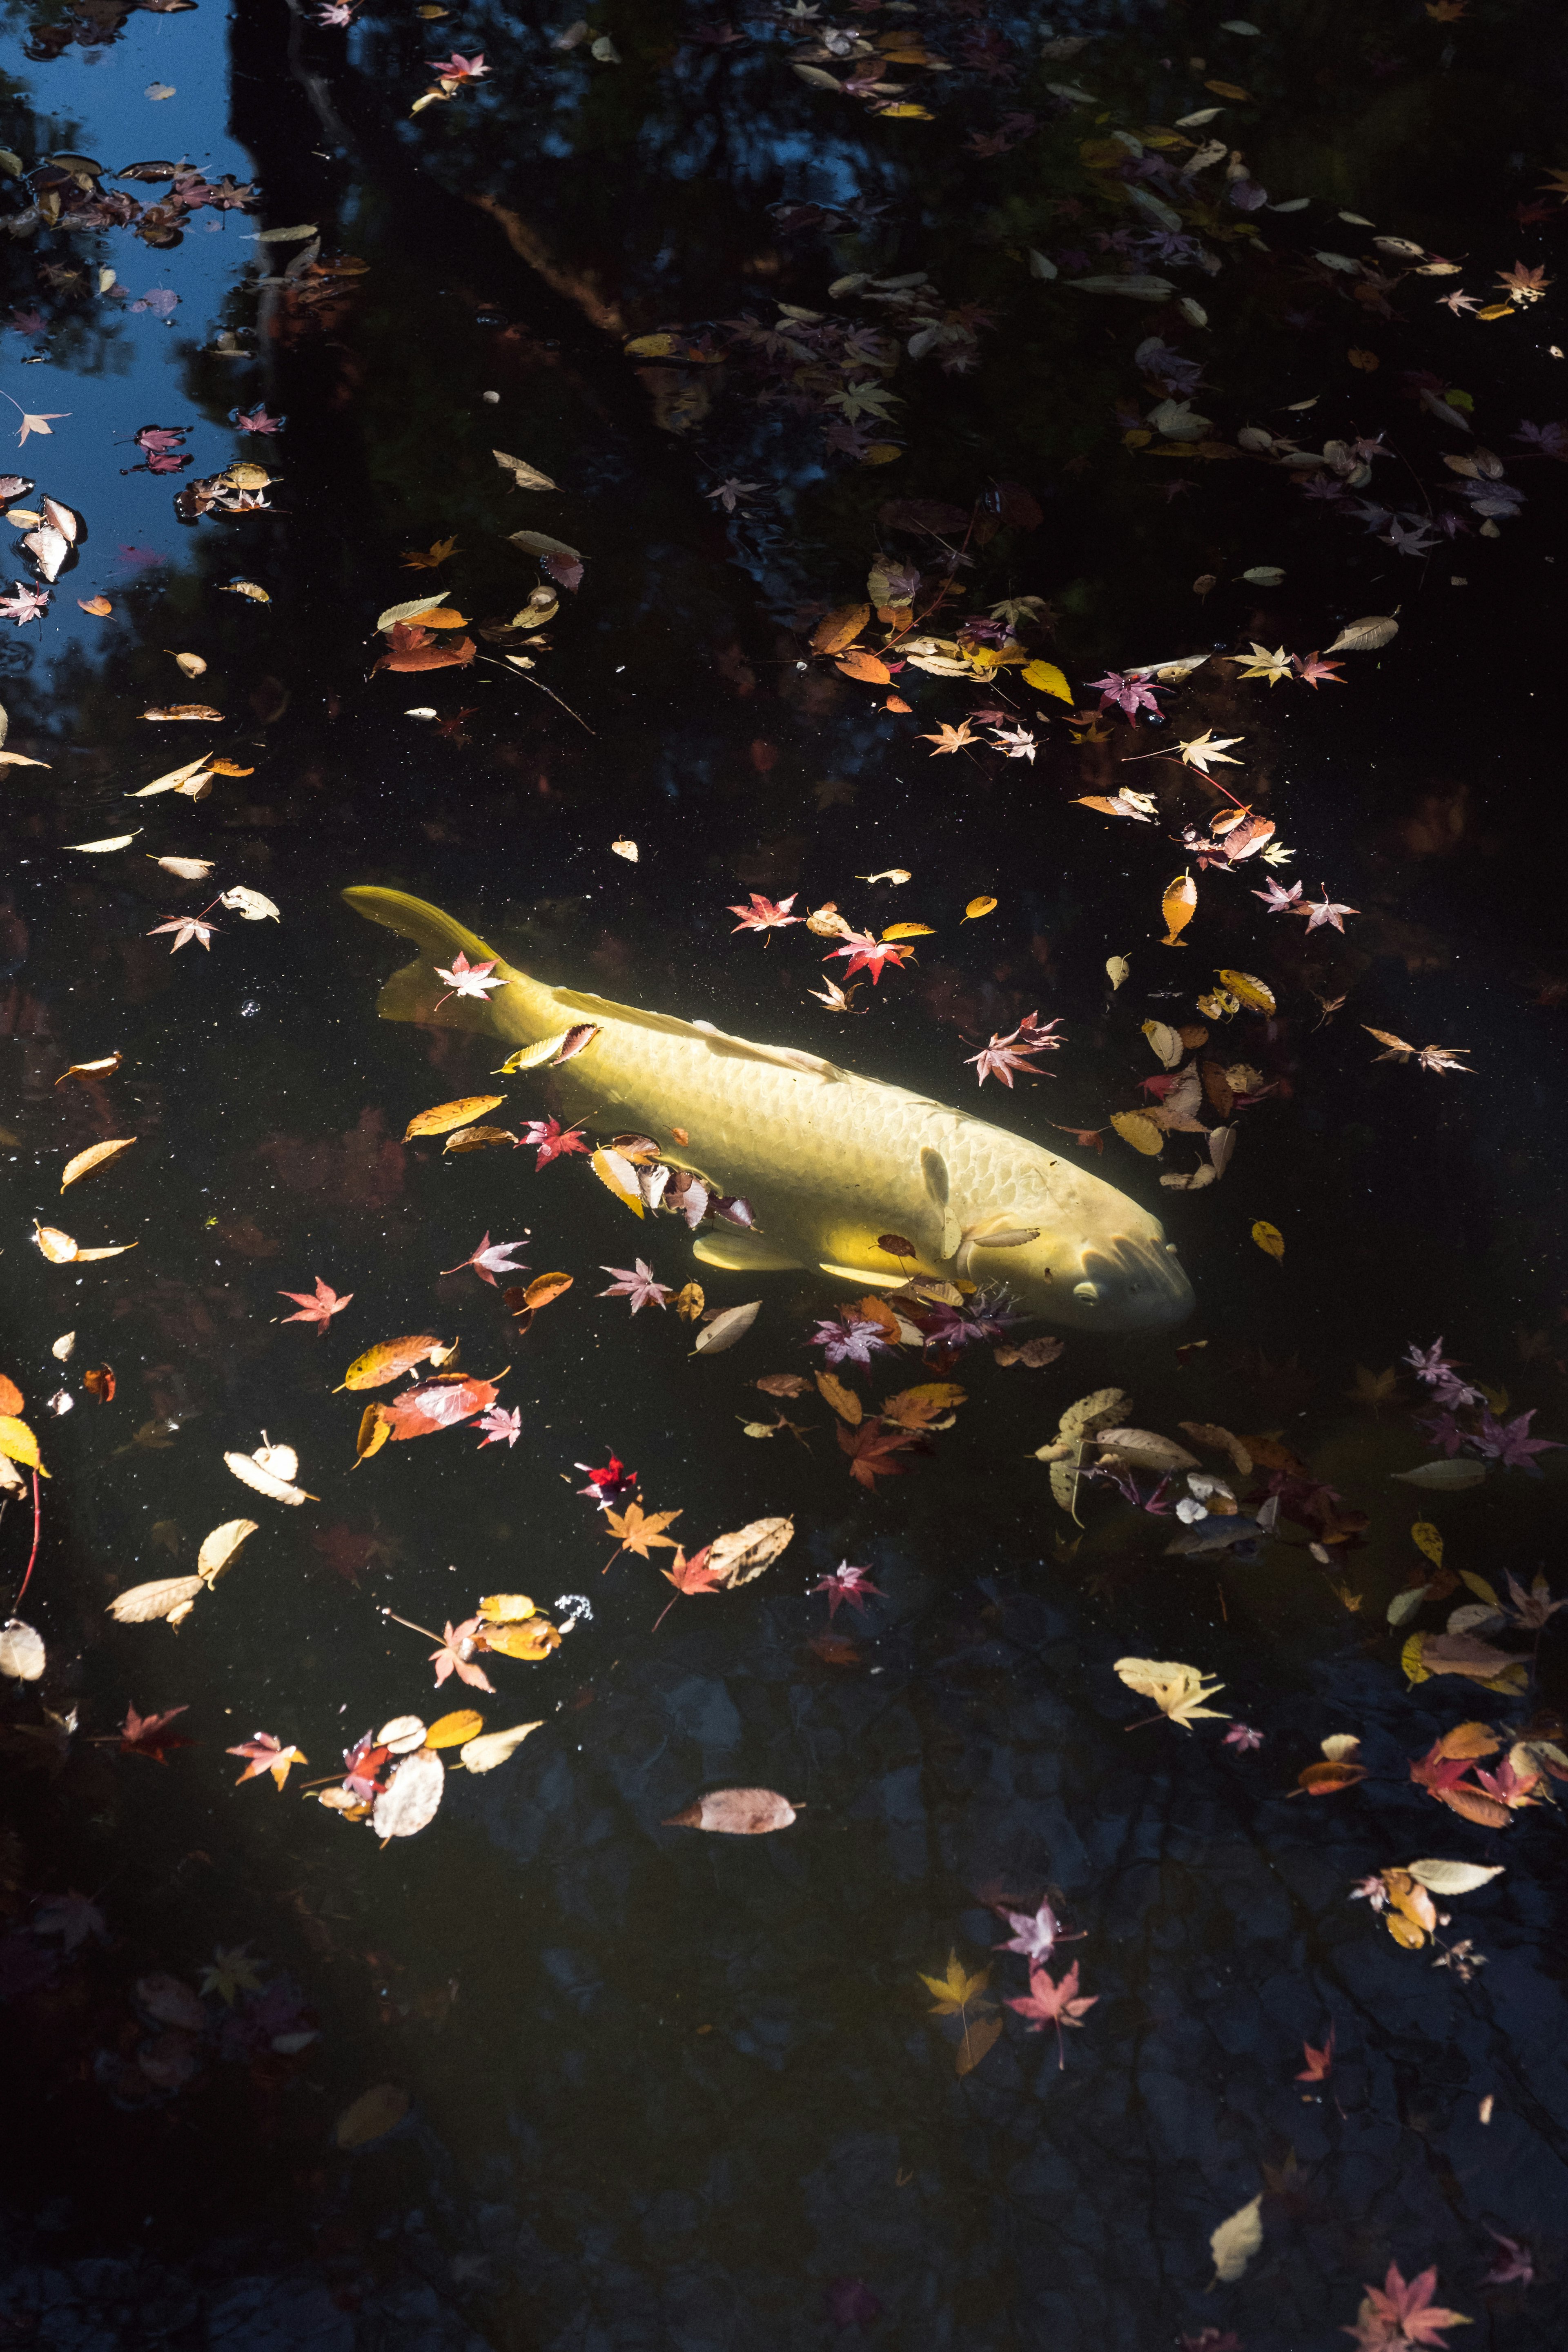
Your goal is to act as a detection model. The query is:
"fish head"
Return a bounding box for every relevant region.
[967,1163,1195,1332]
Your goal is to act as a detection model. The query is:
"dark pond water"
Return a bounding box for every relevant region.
[3,2,1568,2346]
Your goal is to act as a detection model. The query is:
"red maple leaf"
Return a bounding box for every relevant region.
[381,1373,500,1439]
[824,931,913,986]
[1346,2263,1469,2350]
[727,892,802,937]
[1004,1958,1098,2069]
[226,1731,308,1790]
[1295,2025,1335,2080]
[118,1702,193,1762]
[277,1274,353,1330]
[837,1417,919,1490]
[430,1619,496,1692]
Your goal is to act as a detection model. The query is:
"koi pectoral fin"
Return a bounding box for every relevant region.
[692,1234,806,1274]
[818,1261,917,1290]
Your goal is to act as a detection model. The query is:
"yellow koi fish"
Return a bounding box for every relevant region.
[344,886,1194,1332]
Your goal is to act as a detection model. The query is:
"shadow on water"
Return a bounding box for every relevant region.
[2,0,1568,2345]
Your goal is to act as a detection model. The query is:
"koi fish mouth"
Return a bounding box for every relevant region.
[1066,1236,1194,1331]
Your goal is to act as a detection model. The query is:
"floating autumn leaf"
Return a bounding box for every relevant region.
[116,1702,193,1762]
[381,1372,500,1441]
[920,1951,993,2018]
[839,1417,919,1489]
[1252,1220,1285,1261]
[423,1708,486,1748]
[1217,969,1275,1013]
[141,703,223,723]
[1022,659,1072,700]
[493,449,557,490]
[335,2084,410,2149]
[227,1731,308,1791]
[962,896,998,921]
[61,1136,136,1192]
[605,1502,683,1559]
[522,1271,572,1310]
[224,1439,316,1506]
[882,1382,966,1431]
[1115,1656,1230,1728]
[459,1720,544,1773]
[1209,2194,1264,2286]
[220,887,279,922]
[108,1575,206,1626]
[0,1414,46,1478]
[693,1300,761,1356]
[55,1053,123,1086]
[404,1093,505,1140]
[662,1787,797,1834]
[1292,1733,1368,1796]
[33,1223,137,1264]
[810,604,870,655]
[706,1515,794,1587]
[1111,1110,1164,1157]
[1326,613,1399,654]
[494,1022,599,1074]
[65,832,136,849]
[815,1369,861,1424]
[339,1334,446,1391]
[1160,870,1197,947]
[198,1518,258,1579]
[79,594,112,616]
[372,1746,445,1838]
[1406,1856,1505,1895]
[0,1620,46,1681]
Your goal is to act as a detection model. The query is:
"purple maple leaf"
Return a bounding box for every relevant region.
[232,403,283,434]
[475,1404,522,1450]
[442,1231,530,1287]
[1403,1337,1482,1410]
[598,1259,673,1314]
[1471,1408,1562,1476]
[808,1313,892,1368]
[812,1561,885,1619]
[1086,670,1167,723]
[993,1897,1078,1965]
[131,288,179,320]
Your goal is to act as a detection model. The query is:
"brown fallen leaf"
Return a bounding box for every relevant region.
[338,1335,446,1392]
[61,1137,136,1192]
[403,1094,506,1141]
[662,1787,798,1834]
[815,1369,862,1424]
[55,1053,122,1087]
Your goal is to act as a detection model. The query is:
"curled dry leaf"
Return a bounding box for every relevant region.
[1326,613,1399,654]
[1115,1656,1229,1728]
[220,887,280,922]
[375,1715,428,1755]
[815,1369,862,1424]
[224,1447,316,1507]
[404,1094,506,1140]
[155,856,214,880]
[707,1515,795,1587]
[55,1054,122,1087]
[460,1720,543,1773]
[693,1301,762,1356]
[339,1335,444,1391]
[372,1746,444,1839]
[0,1620,46,1681]
[34,1223,137,1264]
[61,1137,136,1192]
[196,1518,258,1580]
[107,1573,205,1625]
[335,2083,410,2149]
[662,1786,798,1834]
[1210,2194,1263,2285]
[493,449,557,490]
[1405,1857,1504,1896]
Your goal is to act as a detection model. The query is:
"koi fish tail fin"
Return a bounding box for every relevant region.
[341,885,548,1038]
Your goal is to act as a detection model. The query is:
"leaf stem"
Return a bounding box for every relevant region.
[16,1471,40,1604]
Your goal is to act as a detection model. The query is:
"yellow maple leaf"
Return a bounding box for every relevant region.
[604,1502,683,1559]
[1114,1656,1230,1729]
[200,1942,264,2004]
[918,1950,992,2017]
[401,535,459,570]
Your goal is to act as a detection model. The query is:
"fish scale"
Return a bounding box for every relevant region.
[345,887,1194,1332]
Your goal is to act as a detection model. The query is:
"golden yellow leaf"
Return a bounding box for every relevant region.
[1401,1630,1431,1685]
[1251,1220,1285,1261]
[1411,1521,1444,1570]
[1022,659,1073,701]
[1160,869,1197,947]
[340,1334,444,1391]
[425,1708,485,1748]
[0,1416,46,1476]
[523,1272,573,1310]
[673,1281,706,1322]
[918,1951,992,2016]
[477,1593,536,1623]
[810,604,871,656]
[962,896,997,920]
[403,1094,505,1140]
[591,1146,644,1216]
[61,1136,136,1192]
[1216,968,1275,1013]
[815,1369,862,1424]
[481,1617,560,1660]
[881,921,934,940]
[354,1404,392,1464]
[1110,1110,1165,1156]
[334,2085,409,2149]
